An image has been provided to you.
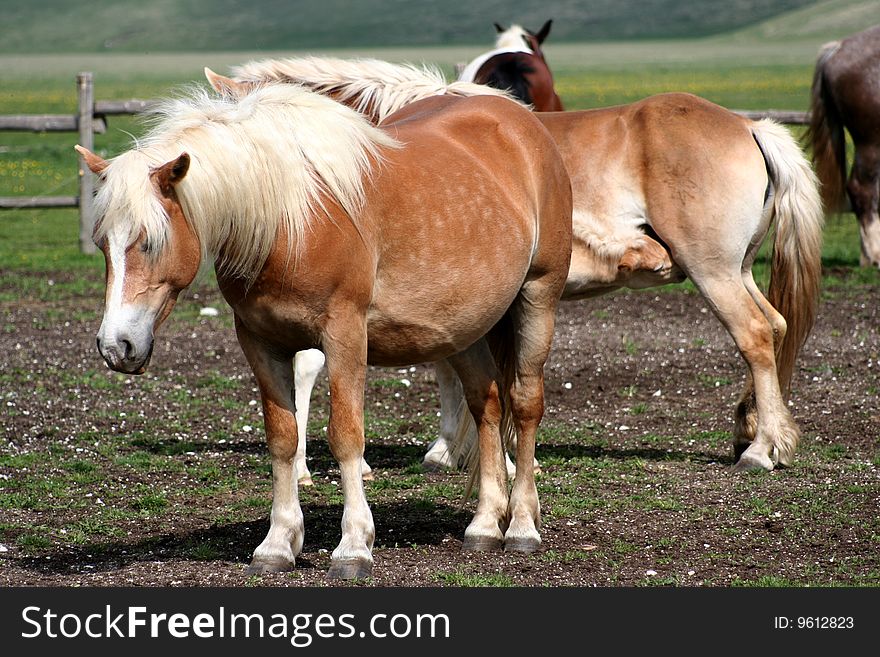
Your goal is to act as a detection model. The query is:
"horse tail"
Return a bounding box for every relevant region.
[804,41,847,212]
[751,119,824,409]
[462,312,517,500]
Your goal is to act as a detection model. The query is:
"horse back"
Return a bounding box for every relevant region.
[822,25,880,141]
[355,94,572,362]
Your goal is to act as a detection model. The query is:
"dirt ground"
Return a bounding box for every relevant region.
[0,266,878,587]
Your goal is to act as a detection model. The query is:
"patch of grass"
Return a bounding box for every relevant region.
[621,336,638,356]
[749,497,773,516]
[697,373,732,388]
[638,575,681,587]
[131,493,168,512]
[822,444,848,461]
[0,452,46,468]
[619,384,638,398]
[370,474,424,491]
[731,575,801,587]
[370,378,409,389]
[17,531,52,550]
[434,571,516,587]
[186,542,223,561]
[540,549,597,563]
[630,403,649,416]
[115,450,172,471]
[612,539,638,555]
[196,371,241,391]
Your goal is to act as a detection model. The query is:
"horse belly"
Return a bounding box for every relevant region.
[365,257,530,366]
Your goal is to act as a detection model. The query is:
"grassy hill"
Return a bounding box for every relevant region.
[0,0,832,53]
[724,0,880,41]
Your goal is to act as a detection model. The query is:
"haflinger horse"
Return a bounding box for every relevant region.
[806,24,880,268]
[77,82,573,578]
[210,55,823,480]
[458,21,564,111]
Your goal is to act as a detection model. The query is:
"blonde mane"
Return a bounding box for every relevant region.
[231,56,516,124]
[93,84,398,280]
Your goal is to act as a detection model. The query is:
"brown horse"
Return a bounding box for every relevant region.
[76,83,572,578]
[458,21,564,111]
[210,58,823,476]
[806,24,880,268]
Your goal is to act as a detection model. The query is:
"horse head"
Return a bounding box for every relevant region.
[494,20,553,58]
[77,146,201,374]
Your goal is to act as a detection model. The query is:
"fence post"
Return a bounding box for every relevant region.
[77,72,96,255]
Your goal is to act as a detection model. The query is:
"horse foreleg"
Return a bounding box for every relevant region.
[323,323,374,580]
[447,341,510,552]
[236,320,304,574]
[847,143,880,268]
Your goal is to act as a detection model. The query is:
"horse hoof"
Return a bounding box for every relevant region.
[461,535,503,552]
[422,459,451,473]
[327,558,372,580]
[732,451,774,473]
[298,475,314,487]
[246,556,295,575]
[732,441,751,462]
[504,536,541,554]
[361,471,375,482]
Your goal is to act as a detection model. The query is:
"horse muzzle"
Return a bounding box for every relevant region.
[96,333,154,375]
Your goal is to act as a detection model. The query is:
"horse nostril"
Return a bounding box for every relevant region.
[121,339,134,360]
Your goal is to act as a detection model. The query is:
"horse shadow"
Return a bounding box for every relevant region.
[14,498,472,578]
[535,442,732,466]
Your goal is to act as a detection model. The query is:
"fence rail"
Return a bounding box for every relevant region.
[0,72,811,254]
[733,109,809,124]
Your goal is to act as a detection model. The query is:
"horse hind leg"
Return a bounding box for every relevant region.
[293,349,325,486]
[847,143,880,268]
[694,275,798,472]
[294,349,373,482]
[616,233,674,277]
[425,359,538,478]
[500,282,564,553]
[732,272,791,464]
[423,359,470,472]
[446,341,510,552]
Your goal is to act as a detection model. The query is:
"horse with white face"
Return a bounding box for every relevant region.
[79,83,572,578]
[211,57,824,477]
[458,21,564,111]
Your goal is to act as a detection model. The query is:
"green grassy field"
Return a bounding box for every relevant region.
[1,38,878,590]
[1,39,876,284]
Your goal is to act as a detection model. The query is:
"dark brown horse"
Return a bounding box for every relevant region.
[458,20,564,111]
[806,24,880,268]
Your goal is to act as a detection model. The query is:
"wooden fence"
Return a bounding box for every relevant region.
[0,73,153,254]
[0,72,809,254]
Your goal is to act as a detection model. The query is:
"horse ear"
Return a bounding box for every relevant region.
[535,19,553,44]
[75,145,108,174]
[155,153,190,188]
[204,67,248,97]
[494,22,505,33]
